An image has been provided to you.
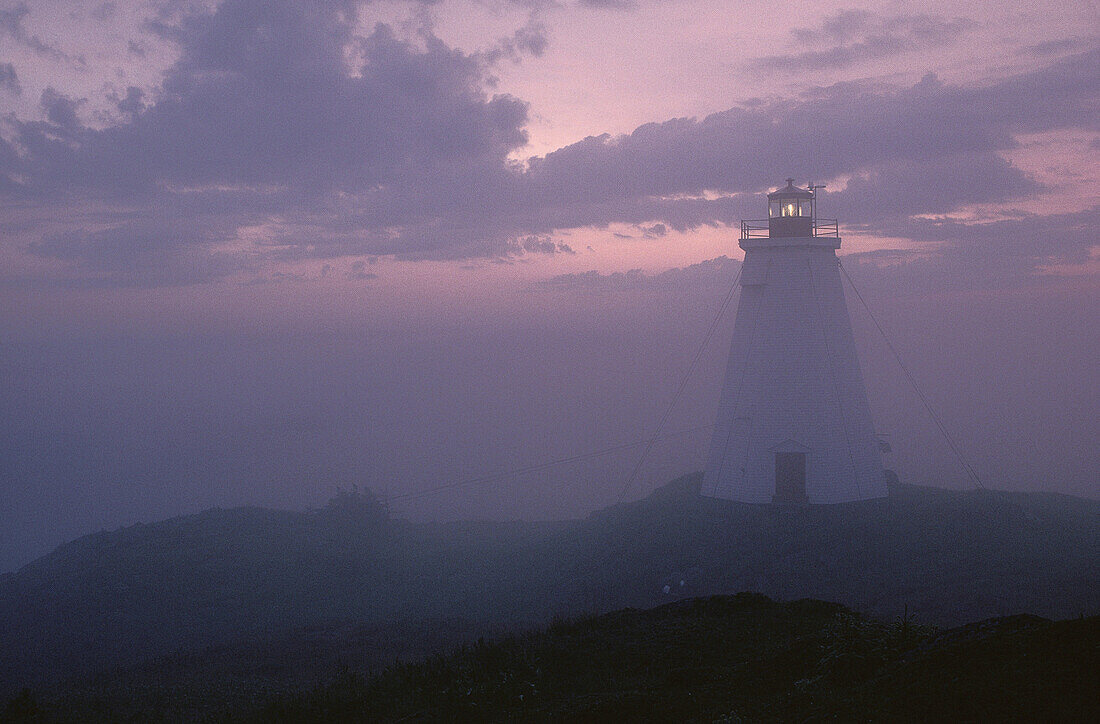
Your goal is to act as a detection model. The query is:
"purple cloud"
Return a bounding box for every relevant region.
[0,62,20,95]
[39,88,83,129]
[2,0,535,281]
[541,255,740,292]
[27,213,249,287]
[1,0,1096,286]
[755,11,977,72]
[505,54,1096,249]
[0,2,83,64]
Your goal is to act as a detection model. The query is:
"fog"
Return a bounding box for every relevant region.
[2,257,1095,572]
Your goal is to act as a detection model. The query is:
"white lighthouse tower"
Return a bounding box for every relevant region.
[702,179,887,504]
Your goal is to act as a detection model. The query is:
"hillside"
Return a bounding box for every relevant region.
[11,594,1098,721]
[253,594,1098,723]
[1,476,1097,696]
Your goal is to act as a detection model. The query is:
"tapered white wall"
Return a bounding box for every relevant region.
[702,236,887,504]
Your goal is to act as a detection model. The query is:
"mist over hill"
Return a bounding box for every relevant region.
[1,476,1097,698]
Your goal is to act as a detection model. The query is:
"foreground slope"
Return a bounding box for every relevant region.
[1,477,1097,694]
[16,594,1095,721]
[252,594,1098,722]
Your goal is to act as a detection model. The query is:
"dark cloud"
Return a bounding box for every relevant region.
[880,207,1100,267]
[480,16,548,64]
[39,88,83,129]
[4,0,528,199]
[1,0,1096,285]
[754,11,977,72]
[519,235,574,255]
[790,9,874,46]
[1025,37,1095,56]
[513,19,548,57]
[28,214,248,287]
[506,54,1096,262]
[139,8,524,194]
[91,3,119,22]
[0,62,19,94]
[541,255,739,292]
[824,152,1042,223]
[115,86,146,117]
[3,0,533,279]
[348,259,378,280]
[0,2,82,64]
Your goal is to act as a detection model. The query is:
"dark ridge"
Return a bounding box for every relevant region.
[20,593,1089,722]
[250,594,1094,722]
[1,476,1097,700]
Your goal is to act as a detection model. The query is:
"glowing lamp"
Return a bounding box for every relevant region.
[767,178,814,238]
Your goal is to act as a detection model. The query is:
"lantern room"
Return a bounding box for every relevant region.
[767,178,814,238]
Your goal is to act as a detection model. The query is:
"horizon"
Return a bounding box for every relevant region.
[1,0,1098,573]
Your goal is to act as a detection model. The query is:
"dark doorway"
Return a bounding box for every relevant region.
[774,452,807,504]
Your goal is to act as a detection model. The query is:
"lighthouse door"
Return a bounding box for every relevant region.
[774,452,807,504]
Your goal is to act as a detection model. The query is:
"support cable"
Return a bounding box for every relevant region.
[616,263,744,502]
[838,260,985,490]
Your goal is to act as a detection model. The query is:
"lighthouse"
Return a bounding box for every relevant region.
[702,179,887,504]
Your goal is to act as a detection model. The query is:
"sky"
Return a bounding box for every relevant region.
[0,0,1097,571]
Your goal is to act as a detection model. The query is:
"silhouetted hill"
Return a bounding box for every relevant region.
[1,477,1097,697]
[250,594,1097,723]
[12,594,1098,721]
[20,616,495,721]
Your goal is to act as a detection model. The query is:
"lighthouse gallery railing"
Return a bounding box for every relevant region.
[740,218,839,240]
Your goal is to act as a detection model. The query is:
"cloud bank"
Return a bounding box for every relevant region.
[0,0,1096,285]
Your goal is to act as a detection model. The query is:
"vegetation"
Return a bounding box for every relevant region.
[316,486,390,530]
[1,476,1097,712]
[254,595,1097,723]
[11,594,1097,721]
